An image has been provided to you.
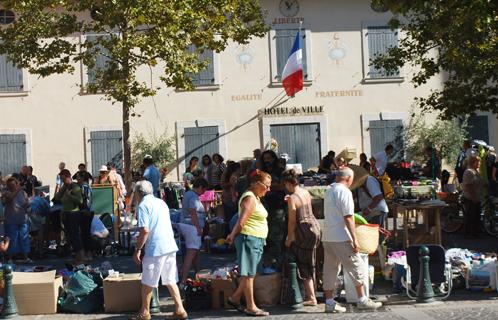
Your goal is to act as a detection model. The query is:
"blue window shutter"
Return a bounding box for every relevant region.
[369,120,403,156]
[90,130,123,176]
[275,29,307,81]
[188,46,215,87]
[0,134,27,175]
[184,126,220,166]
[86,35,111,85]
[0,53,23,92]
[367,26,399,78]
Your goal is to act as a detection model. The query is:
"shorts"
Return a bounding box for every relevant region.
[141,252,178,288]
[235,234,265,277]
[177,223,202,249]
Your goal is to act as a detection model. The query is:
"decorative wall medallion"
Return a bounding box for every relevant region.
[279,0,300,18]
[328,33,347,65]
[235,45,253,70]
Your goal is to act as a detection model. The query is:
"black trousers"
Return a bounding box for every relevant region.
[463,198,481,236]
[64,211,94,252]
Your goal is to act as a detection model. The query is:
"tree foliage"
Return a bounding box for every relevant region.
[403,110,468,167]
[0,0,267,189]
[371,0,498,119]
[131,129,175,173]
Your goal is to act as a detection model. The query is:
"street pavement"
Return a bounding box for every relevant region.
[14,231,498,319]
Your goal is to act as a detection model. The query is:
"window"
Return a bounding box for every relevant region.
[363,25,401,80]
[184,126,219,166]
[369,119,403,157]
[86,34,112,86]
[274,29,308,82]
[0,10,15,25]
[187,46,216,87]
[0,52,23,92]
[0,134,27,175]
[89,130,123,176]
[467,115,489,144]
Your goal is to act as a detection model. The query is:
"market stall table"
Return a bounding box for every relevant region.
[391,200,447,248]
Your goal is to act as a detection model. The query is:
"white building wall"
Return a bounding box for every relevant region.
[1,0,494,188]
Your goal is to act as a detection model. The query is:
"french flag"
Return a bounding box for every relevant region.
[281,31,303,97]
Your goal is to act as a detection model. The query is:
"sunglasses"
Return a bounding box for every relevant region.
[258,181,271,189]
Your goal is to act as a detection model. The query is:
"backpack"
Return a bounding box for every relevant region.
[361,174,394,200]
[80,184,92,211]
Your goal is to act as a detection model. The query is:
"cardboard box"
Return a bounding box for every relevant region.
[103,273,142,312]
[12,270,63,315]
[211,278,235,309]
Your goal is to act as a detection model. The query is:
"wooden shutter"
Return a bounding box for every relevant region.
[275,29,307,81]
[0,53,23,92]
[270,123,321,171]
[90,130,123,176]
[369,120,403,156]
[367,26,399,78]
[467,115,489,144]
[86,35,111,85]
[0,134,27,175]
[184,126,220,165]
[188,46,215,87]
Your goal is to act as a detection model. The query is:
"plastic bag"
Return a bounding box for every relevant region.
[59,270,103,313]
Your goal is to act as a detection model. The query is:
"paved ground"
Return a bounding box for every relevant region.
[13,230,498,319]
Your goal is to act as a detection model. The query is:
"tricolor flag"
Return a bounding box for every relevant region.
[281,31,303,97]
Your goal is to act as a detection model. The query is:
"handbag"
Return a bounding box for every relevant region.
[355,224,391,254]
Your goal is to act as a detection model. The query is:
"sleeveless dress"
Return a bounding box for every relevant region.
[290,192,321,280]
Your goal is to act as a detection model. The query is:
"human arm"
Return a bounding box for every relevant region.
[285,196,297,247]
[344,215,359,253]
[362,177,384,215]
[133,226,150,265]
[226,195,256,244]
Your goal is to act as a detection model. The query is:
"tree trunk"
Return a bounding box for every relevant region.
[122,99,132,194]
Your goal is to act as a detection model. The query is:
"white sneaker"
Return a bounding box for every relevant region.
[357,299,382,310]
[325,302,347,313]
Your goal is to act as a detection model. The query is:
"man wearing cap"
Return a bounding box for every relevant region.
[322,167,382,312]
[143,155,161,198]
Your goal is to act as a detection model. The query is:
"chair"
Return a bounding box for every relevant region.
[403,244,452,300]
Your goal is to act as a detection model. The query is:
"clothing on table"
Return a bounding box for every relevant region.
[137,194,178,257]
[180,190,206,229]
[373,151,389,176]
[322,183,354,242]
[322,241,364,291]
[5,223,30,255]
[238,191,268,239]
[3,190,29,225]
[143,165,161,198]
[289,192,321,280]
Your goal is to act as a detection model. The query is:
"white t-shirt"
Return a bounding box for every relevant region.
[374,151,388,175]
[358,176,389,213]
[322,183,354,242]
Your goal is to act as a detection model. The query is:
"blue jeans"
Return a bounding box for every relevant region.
[5,223,30,255]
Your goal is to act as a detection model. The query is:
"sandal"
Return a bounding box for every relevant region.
[303,300,318,306]
[168,311,189,319]
[128,313,151,320]
[244,309,269,317]
[227,297,245,314]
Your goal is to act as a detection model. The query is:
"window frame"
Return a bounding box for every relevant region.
[269,25,313,87]
[186,45,221,91]
[0,9,15,25]
[361,21,404,83]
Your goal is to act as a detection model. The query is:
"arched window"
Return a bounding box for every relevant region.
[0,9,15,24]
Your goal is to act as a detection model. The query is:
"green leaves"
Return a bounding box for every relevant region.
[0,0,267,107]
[371,0,498,119]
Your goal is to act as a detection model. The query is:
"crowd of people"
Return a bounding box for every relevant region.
[2,138,498,319]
